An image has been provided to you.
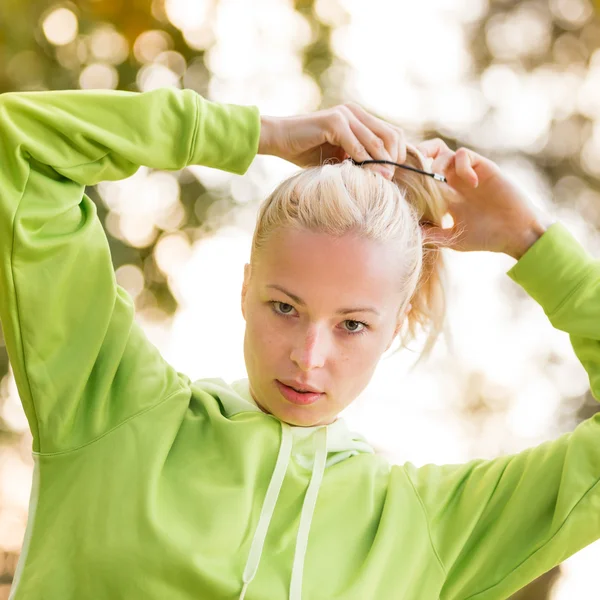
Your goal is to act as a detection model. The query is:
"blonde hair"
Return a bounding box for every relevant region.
[249,146,460,370]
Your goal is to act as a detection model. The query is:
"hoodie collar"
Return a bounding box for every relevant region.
[195,377,374,599]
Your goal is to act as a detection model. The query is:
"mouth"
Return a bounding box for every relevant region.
[278,380,322,394]
[275,380,324,406]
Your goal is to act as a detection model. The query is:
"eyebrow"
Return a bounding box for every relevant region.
[266,284,381,317]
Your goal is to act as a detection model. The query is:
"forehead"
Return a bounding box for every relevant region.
[256,228,402,299]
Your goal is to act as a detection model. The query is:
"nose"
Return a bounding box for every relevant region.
[290,324,328,371]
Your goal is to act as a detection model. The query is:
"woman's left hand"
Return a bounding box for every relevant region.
[416,139,555,259]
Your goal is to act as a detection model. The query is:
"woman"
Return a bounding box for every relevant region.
[1,87,598,600]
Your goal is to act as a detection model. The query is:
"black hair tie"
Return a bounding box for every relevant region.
[349,158,446,183]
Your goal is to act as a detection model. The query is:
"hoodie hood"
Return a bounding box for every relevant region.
[195,377,375,600]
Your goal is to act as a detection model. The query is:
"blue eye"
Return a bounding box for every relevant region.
[269,301,369,336]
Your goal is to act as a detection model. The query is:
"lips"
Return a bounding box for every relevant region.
[279,380,322,394]
[276,380,323,406]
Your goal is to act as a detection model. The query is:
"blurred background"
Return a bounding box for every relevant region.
[1,0,600,597]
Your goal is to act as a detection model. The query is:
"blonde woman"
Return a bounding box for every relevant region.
[1,87,598,600]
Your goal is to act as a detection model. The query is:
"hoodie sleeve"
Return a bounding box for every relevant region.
[402,221,600,600]
[0,87,260,454]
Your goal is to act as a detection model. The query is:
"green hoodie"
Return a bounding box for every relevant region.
[1,87,599,600]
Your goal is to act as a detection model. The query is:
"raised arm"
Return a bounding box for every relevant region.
[396,140,600,599]
[403,221,600,599]
[0,87,260,453]
[0,88,410,455]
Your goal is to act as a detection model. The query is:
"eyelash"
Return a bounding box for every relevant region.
[269,301,370,337]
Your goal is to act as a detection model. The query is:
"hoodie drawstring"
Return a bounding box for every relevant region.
[289,426,327,600]
[239,423,328,600]
[239,422,293,600]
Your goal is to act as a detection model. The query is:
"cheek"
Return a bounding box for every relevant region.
[335,342,385,382]
[245,306,280,357]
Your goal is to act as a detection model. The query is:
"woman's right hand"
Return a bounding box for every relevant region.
[258,102,407,180]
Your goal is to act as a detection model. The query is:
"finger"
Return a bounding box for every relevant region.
[345,115,396,178]
[416,138,452,160]
[455,148,478,187]
[393,125,407,164]
[343,102,404,163]
[325,111,372,164]
[432,151,456,178]
[347,115,392,162]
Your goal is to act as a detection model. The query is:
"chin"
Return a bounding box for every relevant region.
[281,409,333,428]
[254,397,315,426]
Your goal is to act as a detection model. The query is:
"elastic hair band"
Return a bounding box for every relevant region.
[349,158,446,183]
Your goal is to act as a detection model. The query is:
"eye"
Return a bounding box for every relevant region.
[343,320,369,335]
[271,301,296,316]
[269,301,369,336]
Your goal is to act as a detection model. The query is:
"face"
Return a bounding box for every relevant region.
[241,227,409,427]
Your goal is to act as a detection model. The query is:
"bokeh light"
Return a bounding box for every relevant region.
[89,26,129,65]
[549,0,594,28]
[42,7,78,46]
[133,30,173,64]
[485,5,553,60]
[79,63,119,89]
[165,0,211,31]
[115,264,146,300]
[137,63,181,91]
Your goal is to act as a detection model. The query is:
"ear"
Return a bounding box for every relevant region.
[241,263,251,320]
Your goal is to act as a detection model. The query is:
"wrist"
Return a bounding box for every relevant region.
[505,220,549,260]
[258,115,276,156]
